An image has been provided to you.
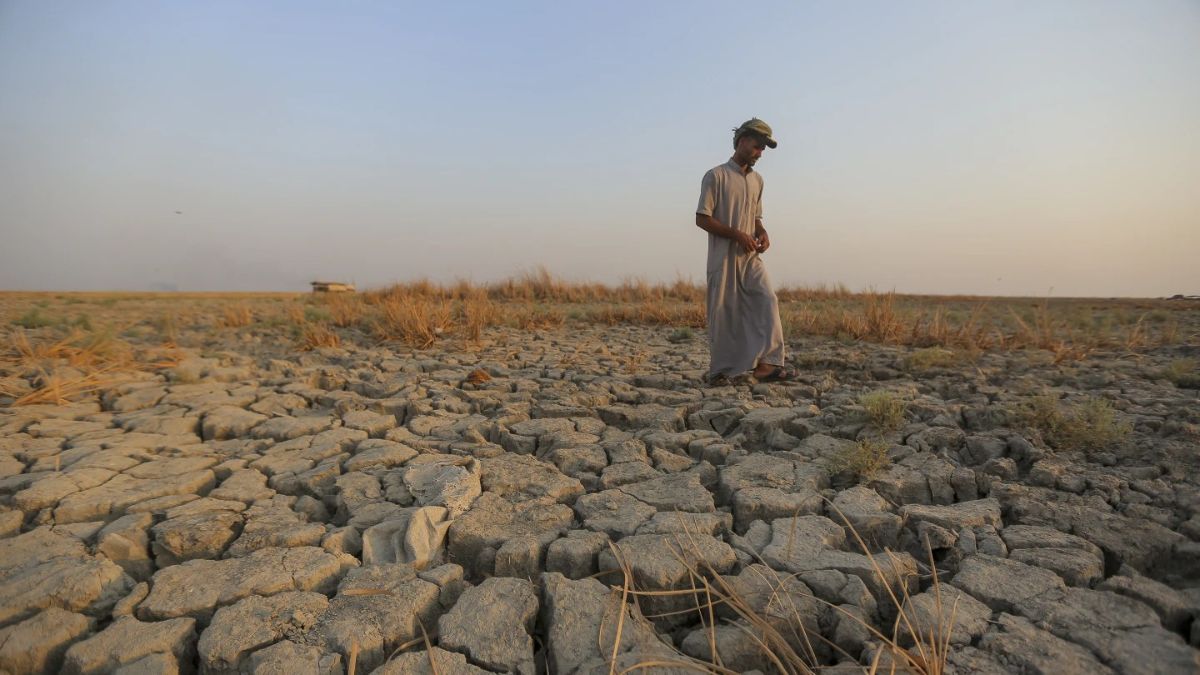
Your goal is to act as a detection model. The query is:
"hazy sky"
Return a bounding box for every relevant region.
[2,1,1197,296]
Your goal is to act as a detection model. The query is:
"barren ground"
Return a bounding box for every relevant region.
[1,291,1199,674]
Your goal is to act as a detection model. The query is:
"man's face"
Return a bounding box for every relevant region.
[735,135,767,168]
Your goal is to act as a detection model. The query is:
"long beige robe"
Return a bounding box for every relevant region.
[696,159,786,378]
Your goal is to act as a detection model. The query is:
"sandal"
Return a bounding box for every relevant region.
[754,365,798,383]
[705,373,732,386]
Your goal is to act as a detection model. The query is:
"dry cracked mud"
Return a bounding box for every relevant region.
[2,322,1200,674]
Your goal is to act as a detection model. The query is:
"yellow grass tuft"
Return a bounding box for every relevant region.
[217,304,254,328]
[372,294,454,348]
[4,366,124,406]
[154,312,180,346]
[509,304,566,331]
[461,291,499,342]
[286,303,308,325]
[1,328,178,406]
[298,323,341,350]
[325,293,365,328]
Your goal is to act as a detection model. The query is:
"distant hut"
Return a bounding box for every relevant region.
[311,280,356,293]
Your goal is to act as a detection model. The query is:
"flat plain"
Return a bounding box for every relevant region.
[1,282,1198,674]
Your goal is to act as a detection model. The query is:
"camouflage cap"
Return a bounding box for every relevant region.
[734,118,777,148]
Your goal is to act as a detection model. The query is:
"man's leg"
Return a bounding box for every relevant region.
[743,259,786,379]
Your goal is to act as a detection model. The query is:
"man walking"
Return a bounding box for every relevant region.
[695,118,793,384]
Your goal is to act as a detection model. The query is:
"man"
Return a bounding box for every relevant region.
[695,118,794,383]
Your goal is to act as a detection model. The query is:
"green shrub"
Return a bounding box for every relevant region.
[304,307,331,323]
[1161,358,1200,389]
[859,390,907,433]
[827,438,891,483]
[1018,394,1132,451]
[904,347,958,372]
[12,309,54,329]
[668,327,695,343]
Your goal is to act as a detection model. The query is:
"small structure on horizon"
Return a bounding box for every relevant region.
[311,280,356,293]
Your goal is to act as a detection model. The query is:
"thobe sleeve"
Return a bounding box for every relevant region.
[696,170,717,216]
[755,178,764,220]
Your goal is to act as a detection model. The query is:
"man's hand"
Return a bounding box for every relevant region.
[734,230,759,254]
[753,223,772,252]
[755,230,771,253]
[696,214,760,255]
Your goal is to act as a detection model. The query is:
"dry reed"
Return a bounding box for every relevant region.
[340,273,1194,355]
[1,328,178,406]
[326,294,365,328]
[217,304,254,328]
[372,294,454,348]
[601,509,956,675]
[298,324,341,350]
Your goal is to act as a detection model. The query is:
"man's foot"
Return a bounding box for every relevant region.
[705,372,731,386]
[705,372,753,386]
[753,365,798,382]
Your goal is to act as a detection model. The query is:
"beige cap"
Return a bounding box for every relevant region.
[734,118,777,148]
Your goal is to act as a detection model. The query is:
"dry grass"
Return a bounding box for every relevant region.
[296,274,1199,354]
[6,327,129,368]
[860,391,908,434]
[153,312,180,346]
[587,302,706,328]
[602,510,954,674]
[461,291,499,342]
[828,501,957,675]
[3,365,126,406]
[782,293,1195,357]
[286,303,308,325]
[324,294,365,328]
[2,281,1196,359]
[12,308,55,329]
[827,438,892,484]
[298,323,341,350]
[904,348,960,372]
[372,294,454,348]
[0,328,178,406]
[776,282,855,302]
[480,268,703,304]
[1017,394,1133,452]
[1160,358,1200,389]
[509,304,566,331]
[217,304,254,328]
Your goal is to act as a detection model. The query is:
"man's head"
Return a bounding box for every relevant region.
[732,118,777,168]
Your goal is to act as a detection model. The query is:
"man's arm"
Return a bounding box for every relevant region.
[754,218,770,253]
[753,177,769,252]
[696,213,758,253]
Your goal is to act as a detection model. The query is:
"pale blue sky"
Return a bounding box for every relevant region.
[1,1,1197,295]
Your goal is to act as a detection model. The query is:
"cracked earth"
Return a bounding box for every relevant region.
[2,322,1200,674]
